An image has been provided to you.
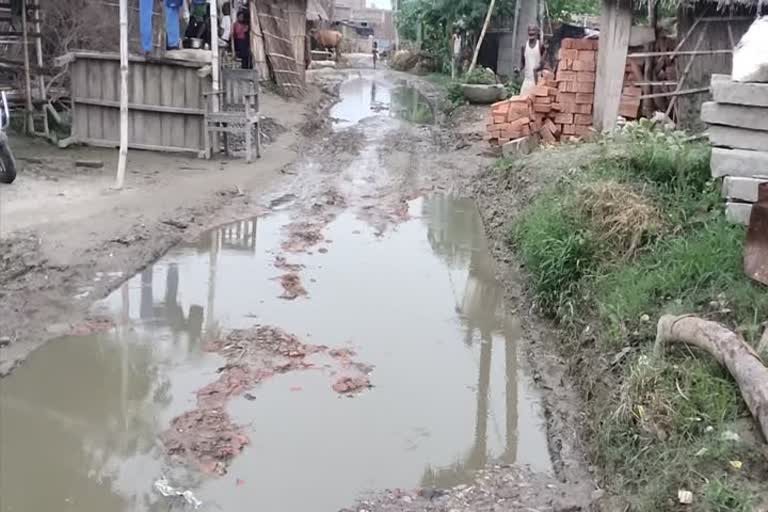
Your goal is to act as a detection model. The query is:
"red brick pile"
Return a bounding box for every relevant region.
[620,61,642,119]
[486,38,599,147]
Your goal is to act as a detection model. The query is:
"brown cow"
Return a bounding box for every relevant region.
[311,29,343,61]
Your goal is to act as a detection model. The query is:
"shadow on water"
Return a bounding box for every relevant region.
[331,76,434,129]
[0,198,550,512]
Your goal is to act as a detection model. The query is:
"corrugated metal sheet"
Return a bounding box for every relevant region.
[67,52,211,154]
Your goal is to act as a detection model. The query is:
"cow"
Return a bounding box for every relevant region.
[310,29,343,61]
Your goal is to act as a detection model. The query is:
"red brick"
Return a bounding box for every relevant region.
[541,70,555,81]
[577,50,596,62]
[550,102,562,112]
[556,70,577,82]
[544,118,558,134]
[619,103,640,119]
[575,103,592,114]
[554,113,574,124]
[574,125,594,140]
[561,123,576,135]
[576,72,596,83]
[509,117,530,130]
[574,113,592,125]
[576,81,595,93]
[533,103,552,113]
[492,113,507,123]
[540,125,557,144]
[561,38,576,49]
[572,60,596,72]
[623,86,642,97]
[559,48,579,61]
[574,93,594,104]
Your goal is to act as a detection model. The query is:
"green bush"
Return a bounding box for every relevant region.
[462,67,496,85]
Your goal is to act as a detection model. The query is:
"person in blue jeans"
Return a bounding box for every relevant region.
[140,0,184,54]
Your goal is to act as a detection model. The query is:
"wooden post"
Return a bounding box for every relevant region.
[115,0,129,190]
[468,0,496,74]
[593,0,632,132]
[211,0,220,112]
[20,0,33,134]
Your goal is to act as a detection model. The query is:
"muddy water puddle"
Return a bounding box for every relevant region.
[331,76,434,129]
[0,196,550,512]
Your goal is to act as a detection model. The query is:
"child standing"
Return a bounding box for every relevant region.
[232,9,252,69]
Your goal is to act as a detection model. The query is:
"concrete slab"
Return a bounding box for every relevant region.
[502,136,539,158]
[722,176,768,202]
[701,101,768,132]
[711,148,768,179]
[709,125,768,152]
[711,74,768,107]
[725,202,753,225]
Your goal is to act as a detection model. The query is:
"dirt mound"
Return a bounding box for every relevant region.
[390,50,419,71]
[162,325,374,474]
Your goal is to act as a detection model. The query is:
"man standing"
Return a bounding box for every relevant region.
[519,24,544,96]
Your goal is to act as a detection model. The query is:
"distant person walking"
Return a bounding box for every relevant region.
[519,24,544,96]
[372,38,379,69]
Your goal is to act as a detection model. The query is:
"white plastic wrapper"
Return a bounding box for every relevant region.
[154,475,203,509]
[732,16,768,82]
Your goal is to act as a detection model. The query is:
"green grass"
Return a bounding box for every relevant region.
[507,125,768,509]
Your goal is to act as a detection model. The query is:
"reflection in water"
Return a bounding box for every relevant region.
[420,196,519,488]
[0,201,549,512]
[330,77,434,129]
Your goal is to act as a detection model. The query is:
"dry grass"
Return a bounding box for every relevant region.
[575,180,663,258]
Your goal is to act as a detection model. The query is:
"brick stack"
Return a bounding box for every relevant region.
[553,38,598,140]
[485,37,598,147]
[620,61,642,119]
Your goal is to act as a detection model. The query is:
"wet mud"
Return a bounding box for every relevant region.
[0,69,592,512]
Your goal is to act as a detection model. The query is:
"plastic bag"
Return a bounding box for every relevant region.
[154,475,203,509]
[732,16,768,82]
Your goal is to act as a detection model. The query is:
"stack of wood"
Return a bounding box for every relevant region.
[703,74,768,225]
[485,37,598,147]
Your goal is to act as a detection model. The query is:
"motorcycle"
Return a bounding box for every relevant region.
[0,91,17,184]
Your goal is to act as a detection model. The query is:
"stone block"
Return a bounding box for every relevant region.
[709,125,768,152]
[711,147,768,178]
[725,202,753,225]
[711,74,768,108]
[722,176,768,202]
[701,101,768,132]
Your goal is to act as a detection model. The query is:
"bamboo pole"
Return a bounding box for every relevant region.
[468,0,496,74]
[32,0,47,137]
[211,0,220,112]
[20,0,33,134]
[665,23,707,117]
[115,0,129,190]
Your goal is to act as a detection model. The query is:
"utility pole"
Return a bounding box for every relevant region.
[115,0,129,189]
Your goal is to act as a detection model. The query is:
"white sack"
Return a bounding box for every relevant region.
[732,16,768,83]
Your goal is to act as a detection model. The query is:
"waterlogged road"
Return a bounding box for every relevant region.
[0,71,558,512]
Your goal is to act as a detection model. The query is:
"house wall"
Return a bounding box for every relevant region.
[676,3,753,131]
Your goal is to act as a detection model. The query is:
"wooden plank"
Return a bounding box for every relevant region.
[71,97,205,115]
[722,176,768,203]
[85,60,103,141]
[77,136,202,155]
[593,0,632,132]
[170,67,187,150]
[130,61,145,147]
[709,125,768,152]
[73,61,88,140]
[702,102,768,132]
[710,147,768,178]
[711,74,768,108]
[159,65,175,150]
[56,51,209,69]
[141,63,162,148]
[638,87,709,100]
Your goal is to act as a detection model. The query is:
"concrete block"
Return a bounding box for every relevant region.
[711,147,768,178]
[722,176,768,202]
[725,202,753,225]
[709,125,768,152]
[711,74,768,108]
[701,101,768,132]
[502,136,539,158]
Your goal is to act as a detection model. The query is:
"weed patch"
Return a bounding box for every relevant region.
[505,124,768,509]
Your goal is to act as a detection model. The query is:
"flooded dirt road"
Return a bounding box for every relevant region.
[1,70,590,511]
